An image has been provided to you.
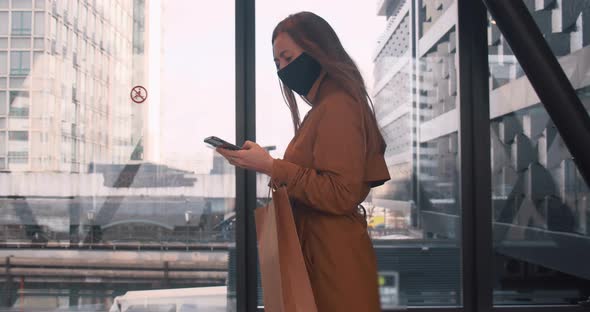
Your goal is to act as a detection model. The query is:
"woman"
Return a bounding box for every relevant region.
[216,12,390,311]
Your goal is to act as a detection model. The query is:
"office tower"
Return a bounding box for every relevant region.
[0,0,148,172]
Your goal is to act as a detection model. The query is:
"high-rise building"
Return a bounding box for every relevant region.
[372,0,458,235]
[372,0,416,231]
[0,0,148,172]
[373,0,590,303]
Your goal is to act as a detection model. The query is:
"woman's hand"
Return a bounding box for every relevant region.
[216,141,275,176]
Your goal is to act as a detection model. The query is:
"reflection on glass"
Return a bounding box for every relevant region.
[256,0,461,308]
[488,0,590,305]
[0,1,236,311]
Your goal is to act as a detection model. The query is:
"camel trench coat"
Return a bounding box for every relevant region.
[270,70,391,312]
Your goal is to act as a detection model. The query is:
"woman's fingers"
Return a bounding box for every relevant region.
[217,144,266,172]
[228,158,244,168]
[242,140,257,150]
[217,147,238,158]
[217,147,246,168]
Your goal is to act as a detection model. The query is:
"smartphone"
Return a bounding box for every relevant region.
[204,136,241,151]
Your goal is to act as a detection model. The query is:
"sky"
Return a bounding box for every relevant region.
[152,0,386,173]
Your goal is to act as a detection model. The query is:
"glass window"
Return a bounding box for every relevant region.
[10,51,30,75]
[11,11,32,35]
[72,33,77,52]
[9,131,28,141]
[256,0,461,309]
[0,39,7,49]
[11,38,31,49]
[33,51,44,71]
[35,0,45,9]
[9,90,29,117]
[33,38,44,49]
[50,16,57,39]
[0,1,237,311]
[488,0,590,306]
[12,0,32,9]
[9,90,28,103]
[9,77,26,89]
[0,91,6,114]
[34,12,45,36]
[0,0,8,8]
[0,52,6,75]
[0,12,8,36]
[8,151,28,164]
[60,23,66,48]
[0,132,5,154]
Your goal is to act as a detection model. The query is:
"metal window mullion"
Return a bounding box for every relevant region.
[456,0,493,311]
[235,0,257,311]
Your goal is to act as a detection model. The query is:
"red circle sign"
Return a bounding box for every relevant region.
[130,86,148,104]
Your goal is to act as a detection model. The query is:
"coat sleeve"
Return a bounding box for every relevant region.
[270,94,367,215]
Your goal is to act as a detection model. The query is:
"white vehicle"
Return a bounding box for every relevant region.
[109,286,227,312]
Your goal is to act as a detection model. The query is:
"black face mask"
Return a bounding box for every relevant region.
[277,52,322,96]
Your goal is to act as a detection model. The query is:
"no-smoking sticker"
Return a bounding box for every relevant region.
[130,86,148,104]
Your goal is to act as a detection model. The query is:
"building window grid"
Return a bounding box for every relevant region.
[11,11,32,36]
[1,1,137,176]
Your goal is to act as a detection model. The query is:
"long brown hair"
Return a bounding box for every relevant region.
[272,11,385,153]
